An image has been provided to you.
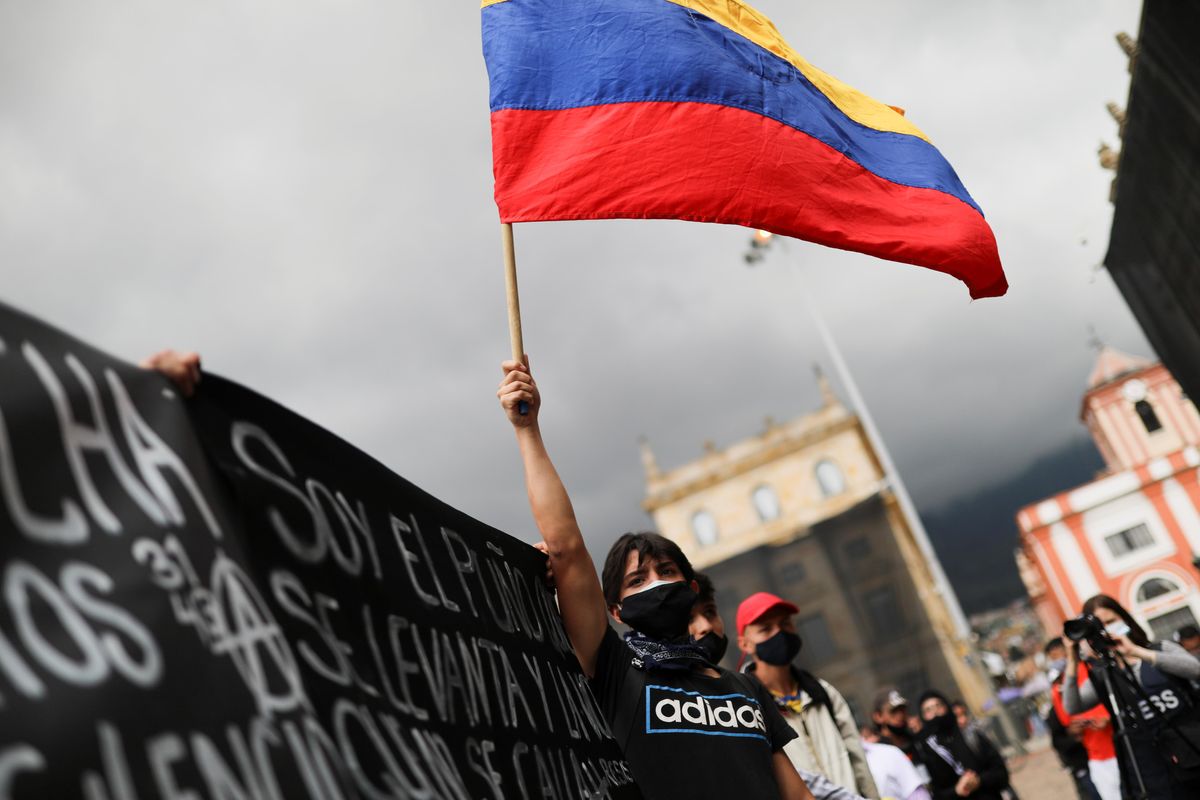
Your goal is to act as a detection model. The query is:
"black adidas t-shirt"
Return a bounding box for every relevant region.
[591,627,797,799]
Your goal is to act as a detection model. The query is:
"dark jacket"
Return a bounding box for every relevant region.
[917,726,1010,800]
[1045,707,1089,772]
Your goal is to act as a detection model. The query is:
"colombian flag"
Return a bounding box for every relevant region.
[482,0,1007,299]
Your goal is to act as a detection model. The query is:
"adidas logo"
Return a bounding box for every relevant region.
[645,685,767,739]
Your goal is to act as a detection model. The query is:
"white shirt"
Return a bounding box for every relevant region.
[862,740,930,800]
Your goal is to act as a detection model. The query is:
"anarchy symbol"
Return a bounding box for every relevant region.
[208,553,307,717]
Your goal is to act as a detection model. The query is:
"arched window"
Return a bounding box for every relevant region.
[1135,575,1199,640]
[1135,399,1163,433]
[815,460,846,497]
[752,485,781,522]
[691,511,719,546]
[1136,577,1179,603]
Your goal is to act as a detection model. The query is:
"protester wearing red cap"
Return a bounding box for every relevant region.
[689,578,871,800]
[737,592,801,650]
[737,593,881,799]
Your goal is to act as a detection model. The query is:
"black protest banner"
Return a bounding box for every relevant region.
[0,301,640,800]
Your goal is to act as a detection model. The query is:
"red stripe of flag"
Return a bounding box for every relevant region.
[492,102,1006,299]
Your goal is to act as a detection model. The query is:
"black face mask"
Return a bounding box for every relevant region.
[923,712,956,738]
[884,723,910,739]
[619,581,698,640]
[691,631,728,664]
[755,630,802,666]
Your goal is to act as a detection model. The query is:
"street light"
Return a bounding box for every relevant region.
[744,230,774,264]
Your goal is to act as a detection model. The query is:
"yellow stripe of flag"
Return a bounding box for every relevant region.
[666,0,931,142]
[482,0,927,143]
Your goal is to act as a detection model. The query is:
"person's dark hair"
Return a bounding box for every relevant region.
[601,532,694,606]
[1043,636,1065,654]
[950,699,967,712]
[1082,594,1151,647]
[694,572,716,605]
[1176,624,1200,640]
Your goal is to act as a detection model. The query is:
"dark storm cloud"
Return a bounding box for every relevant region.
[1,0,1148,567]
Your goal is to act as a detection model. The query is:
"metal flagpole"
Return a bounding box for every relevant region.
[750,233,1023,748]
[762,234,970,636]
[804,283,972,637]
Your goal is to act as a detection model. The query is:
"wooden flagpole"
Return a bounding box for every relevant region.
[501,223,523,361]
[501,223,529,414]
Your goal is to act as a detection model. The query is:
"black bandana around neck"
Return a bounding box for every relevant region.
[623,631,712,672]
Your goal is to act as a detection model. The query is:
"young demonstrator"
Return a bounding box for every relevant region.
[498,359,813,800]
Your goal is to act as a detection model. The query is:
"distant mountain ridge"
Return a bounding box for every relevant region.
[921,436,1105,616]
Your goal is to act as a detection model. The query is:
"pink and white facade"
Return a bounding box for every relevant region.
[1017,348,1200,640]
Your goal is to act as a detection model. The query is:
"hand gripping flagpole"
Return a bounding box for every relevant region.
[501,223,529,415]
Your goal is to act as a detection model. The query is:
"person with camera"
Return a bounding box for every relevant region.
[1063,594,1200,798]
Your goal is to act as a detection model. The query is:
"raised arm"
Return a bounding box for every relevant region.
[1061,642,1099,714]
[498,359,608,676]
[1125,639,1200,681]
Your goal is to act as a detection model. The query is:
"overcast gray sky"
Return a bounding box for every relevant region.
[1,1,1149,564]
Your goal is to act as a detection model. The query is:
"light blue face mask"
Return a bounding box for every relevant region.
[1105,621,1131,638]
[1048,658,1067,674]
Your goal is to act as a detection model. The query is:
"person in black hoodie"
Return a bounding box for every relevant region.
[915,690,1009,800]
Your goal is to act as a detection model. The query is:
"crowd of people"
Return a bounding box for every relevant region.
[139,351,1200,799]
[495,358,1026,800]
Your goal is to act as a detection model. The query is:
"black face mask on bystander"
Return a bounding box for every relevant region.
[755,630,802,666]
[691,631,729,664]
[619,581,698,640]
[923,712,957,738]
